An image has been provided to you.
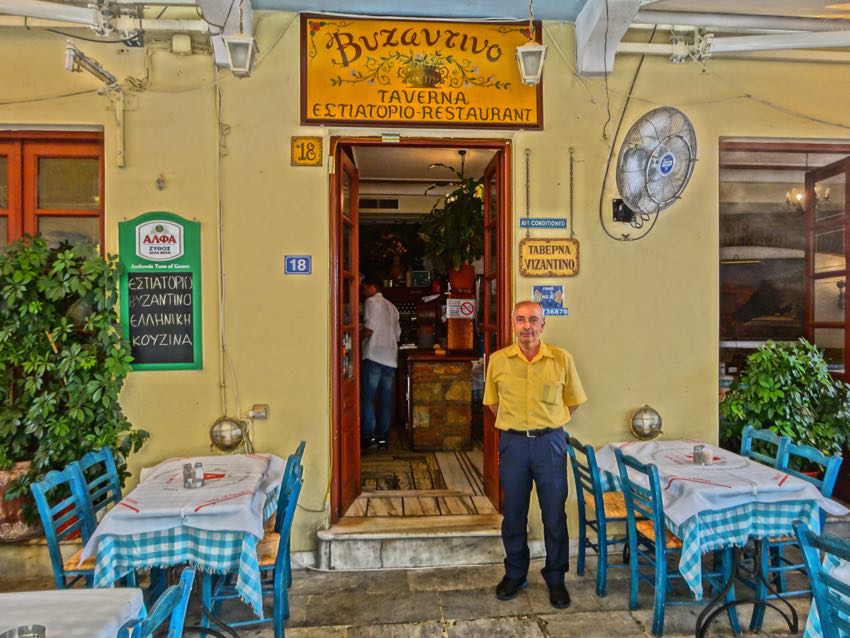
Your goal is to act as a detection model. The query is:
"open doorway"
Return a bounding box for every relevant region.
[330,138,512,522]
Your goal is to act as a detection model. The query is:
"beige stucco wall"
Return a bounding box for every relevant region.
[2,15,850,550]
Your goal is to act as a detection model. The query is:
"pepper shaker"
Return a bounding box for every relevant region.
[183,463,194,489]
[693,445,704,465]
[193,461,205,488]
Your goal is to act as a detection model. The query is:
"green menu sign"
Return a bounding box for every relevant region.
[119,212,202,371]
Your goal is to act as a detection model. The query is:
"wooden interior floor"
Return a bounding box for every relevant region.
[347,438,495,518]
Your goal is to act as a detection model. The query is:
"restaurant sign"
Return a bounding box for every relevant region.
[119,212,202,371]
[519,238,579,277]
[301,15,542,129]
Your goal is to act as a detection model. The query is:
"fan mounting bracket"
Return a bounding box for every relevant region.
[612,199,637,224]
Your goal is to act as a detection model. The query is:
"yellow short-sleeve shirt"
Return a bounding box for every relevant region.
[483,341,587,431]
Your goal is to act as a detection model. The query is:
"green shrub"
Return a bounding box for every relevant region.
[720,339,850,463]
[0,236,148,509]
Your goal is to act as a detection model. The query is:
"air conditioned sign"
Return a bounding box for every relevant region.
[136,220,184,261]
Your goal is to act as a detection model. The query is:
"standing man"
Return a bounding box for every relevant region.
[360,275,401,451]
[483,300,586,609]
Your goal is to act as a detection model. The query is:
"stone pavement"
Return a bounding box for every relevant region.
[0,555,811,637]
[197,557,811,638]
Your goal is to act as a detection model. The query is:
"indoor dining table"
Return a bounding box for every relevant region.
[595,439,848,636]
[81,452,285,618]
[0,588,144,638]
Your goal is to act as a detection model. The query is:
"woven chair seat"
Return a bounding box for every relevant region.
[257,532,281,567]
[636,520,683,549]
[63,548,96,572]
[583,491,628,518]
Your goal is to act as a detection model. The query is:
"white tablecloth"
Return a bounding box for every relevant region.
[82,453,285,560]
[596,440,848,526]
[0,588,144,638]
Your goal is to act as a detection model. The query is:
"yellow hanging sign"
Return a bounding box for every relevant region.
[301,15,542,129]
[519,238,580,277]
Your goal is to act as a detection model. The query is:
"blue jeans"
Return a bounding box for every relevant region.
[360,359,395,443]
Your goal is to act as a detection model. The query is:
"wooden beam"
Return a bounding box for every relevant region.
[575,0,642,76]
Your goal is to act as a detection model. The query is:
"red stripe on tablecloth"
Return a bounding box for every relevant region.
[664,475,732,490]
[194,490,253,512]
[118,501,141,513]
[778,474,789,486]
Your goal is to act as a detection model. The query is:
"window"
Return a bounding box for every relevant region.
[0,132,104,252]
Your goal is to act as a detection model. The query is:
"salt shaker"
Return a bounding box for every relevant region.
[193,461,205,488]
[183,463,194,489]
[693,444,704,465]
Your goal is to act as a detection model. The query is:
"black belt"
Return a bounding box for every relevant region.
[503,427,563,438]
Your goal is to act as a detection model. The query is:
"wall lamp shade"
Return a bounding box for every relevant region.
[515,42,547,85]
[629,405,663,440]
[223,33,256,77]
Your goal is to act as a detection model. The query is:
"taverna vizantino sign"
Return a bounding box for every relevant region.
[301,15,543,129]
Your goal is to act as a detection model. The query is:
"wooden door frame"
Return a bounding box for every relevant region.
[329,136,513,522]
[804,156,850,381]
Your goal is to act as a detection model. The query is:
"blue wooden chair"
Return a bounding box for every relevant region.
[69,447,123,538]
[793,521,850,638]
[274,440,306,589]
[566,434,628,596]
[748,439,844,631]
[30,466,96,589]
[740,425,789,467]
[201,457,304,638]
[274,440,306,534]
[615,448,740,636]
[117,567,196,638]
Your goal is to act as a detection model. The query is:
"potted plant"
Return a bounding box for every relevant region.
[0,236,148,536]
[419,150,484,293]
[720,338,850,472]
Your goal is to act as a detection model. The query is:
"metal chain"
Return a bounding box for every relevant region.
[528,0,535,40]
[525,148,531,238]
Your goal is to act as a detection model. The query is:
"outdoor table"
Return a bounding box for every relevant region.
[81,453,284,618]
[0,588,144,638]
[803,555,849,638]
[595,439,848,636]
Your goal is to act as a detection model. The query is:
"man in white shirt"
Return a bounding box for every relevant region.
[360,276,401,451]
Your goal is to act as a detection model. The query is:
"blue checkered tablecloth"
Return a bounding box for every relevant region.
[601,469,821,598]
[804,554,847,638]
[92,484,280,618]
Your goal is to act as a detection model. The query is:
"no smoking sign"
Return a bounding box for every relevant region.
[447,298,476,319]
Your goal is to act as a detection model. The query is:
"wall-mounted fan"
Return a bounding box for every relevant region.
[615,106,697,227]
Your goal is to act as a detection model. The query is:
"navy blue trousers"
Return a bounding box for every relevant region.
[499,429,569,588]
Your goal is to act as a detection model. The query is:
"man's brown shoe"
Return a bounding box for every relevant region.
[495,576,528,601]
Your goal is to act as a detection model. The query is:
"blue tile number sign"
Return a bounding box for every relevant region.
[532,285,569,316]
[285,255,312,274]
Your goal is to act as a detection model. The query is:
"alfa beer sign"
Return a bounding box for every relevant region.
[119,212,203,371]
[135,220,184,261]
[301,15,542,129]
[519,238,580,277]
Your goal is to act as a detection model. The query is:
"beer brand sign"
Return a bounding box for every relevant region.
[301,15,542,129]
[136,220,184,261]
